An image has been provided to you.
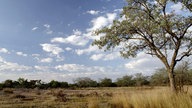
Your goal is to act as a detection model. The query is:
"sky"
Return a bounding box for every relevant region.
[0,0,190,82]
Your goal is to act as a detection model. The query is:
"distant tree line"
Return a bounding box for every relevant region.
[1,62,192,89]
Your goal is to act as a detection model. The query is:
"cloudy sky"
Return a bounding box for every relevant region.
[0,0,190,82]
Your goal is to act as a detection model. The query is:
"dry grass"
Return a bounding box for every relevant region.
[109,87,192,108]
[0,87,192,108]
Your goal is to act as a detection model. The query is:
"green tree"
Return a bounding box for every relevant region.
[93,0,192,93]
[60,82,69,88]
[3,79,13,88]
[134,73,149,86]
[49,80,60,88]
[116,75,135,87]
[74,77,98,87]
[150,68,169,86]
[17,78,29,88]
[99,78,113,87]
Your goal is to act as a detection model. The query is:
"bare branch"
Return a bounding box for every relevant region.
[176,48,192,62]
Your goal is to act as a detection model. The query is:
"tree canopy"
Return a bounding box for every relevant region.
[93,0,192,93]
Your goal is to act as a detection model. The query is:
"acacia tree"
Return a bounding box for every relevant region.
[93,0,192,93]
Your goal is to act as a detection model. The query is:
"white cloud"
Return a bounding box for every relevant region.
[90,54,104,61]
[103,52,120,61]
[40,58,53,63]
[51,29,89,46]
[44,24,50,28]
[16,52,27,57]
[0,56,31,72]
[32,54,40,57]
[0,48,9,54]
[87,10,100,15]
[55,64,108,75]
[40,43,64,55]
[55,64,85,72]
[90,52,120,61]
[170,2,183,13]
[75,45,101,55]
[65,47,72,51]
[34,66,52,71]
[32,27,38,31]
[114,8,123,12]
[87,13,117,32]
[124,52,163,75]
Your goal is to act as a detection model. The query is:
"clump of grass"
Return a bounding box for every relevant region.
[3,88,14,94]
[87,97,100,108]
[13,94,26,99]
[54,90,68,102]
[109,90,192,108]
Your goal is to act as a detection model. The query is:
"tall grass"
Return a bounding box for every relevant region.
[109,88,192,108]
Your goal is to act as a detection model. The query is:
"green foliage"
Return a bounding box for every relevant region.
[60,82,69,88]
[116,75,135,86]
[92,0,192,92]
[74,77,98,87]
[3,79,13,88]
[93,0,192,59]
[99,78,113,87]
[134,73,150,86]
[150,68,169,86]
[49,80,60,88]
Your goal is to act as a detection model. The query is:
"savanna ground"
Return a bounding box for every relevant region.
[0,86,192,108]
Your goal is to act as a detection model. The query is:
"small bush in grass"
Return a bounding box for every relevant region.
[54,90,68,102]
[3,88,14,94]
[13,94,26,98]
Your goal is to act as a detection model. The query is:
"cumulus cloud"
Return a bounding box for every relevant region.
[44,24,50,28]
[32,27,38,31]
[124,52,163,75]
[90,54,104,61]
[55,64,85,72]
[90,52,120,61]
[51,29,89,46]
[0,48,9,54]
[65,47,72,51]
[87,13,117,32]
[16,52,27,57]
[34,66,52,71]
[114,8,123,12]
[75,45,101,55]
[40,58,53,63]
[40,43,64,55]
[0,56,31,72]
[87,10,100,15]
[103,52,120,61]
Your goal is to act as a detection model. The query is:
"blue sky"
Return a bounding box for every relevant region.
[0,0,190,82]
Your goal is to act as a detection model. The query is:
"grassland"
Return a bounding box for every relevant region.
[0,86,192,108]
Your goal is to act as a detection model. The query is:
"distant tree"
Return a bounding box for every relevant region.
[150,68,169,86]
[74,77,98,87]
[134,73,149,86]
[0,83,3,89]
[174,61,191,92]
[93,0,192,93]
[99,78,113,87]
[60,82,69,88]
[3,79,13,88]
[116,75,135,87]
[49,80,60,88]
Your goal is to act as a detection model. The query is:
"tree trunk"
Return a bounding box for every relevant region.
[168,69,177,93]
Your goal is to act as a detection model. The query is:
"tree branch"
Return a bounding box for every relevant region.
[176,48,192,62]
